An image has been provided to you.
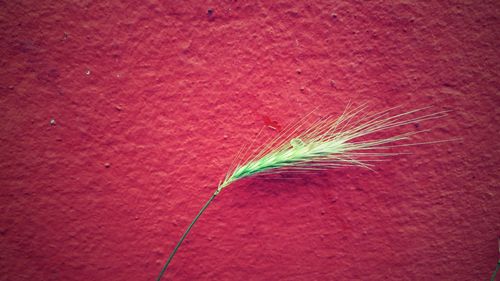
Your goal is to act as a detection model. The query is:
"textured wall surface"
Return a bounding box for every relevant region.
[0,1,499,280]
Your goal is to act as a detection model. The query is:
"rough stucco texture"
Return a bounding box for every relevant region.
[0,1,499,280]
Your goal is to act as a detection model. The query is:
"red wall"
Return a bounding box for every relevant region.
[1,1,499,280]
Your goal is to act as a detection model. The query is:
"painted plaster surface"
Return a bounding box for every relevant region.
[0,1,499,280]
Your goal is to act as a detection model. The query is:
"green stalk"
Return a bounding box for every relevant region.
[156,189,220,281]
[491,260,500,281]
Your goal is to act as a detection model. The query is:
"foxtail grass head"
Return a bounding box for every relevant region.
[156,103,450,281]
[218,104,447,191]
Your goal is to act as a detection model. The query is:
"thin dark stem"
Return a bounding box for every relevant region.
[491,260,500,281]
[156,190,219,281]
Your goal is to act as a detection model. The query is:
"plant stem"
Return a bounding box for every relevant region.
[156,190,220,281]
[491,260,500,281]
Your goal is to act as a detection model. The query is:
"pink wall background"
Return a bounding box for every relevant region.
[1,1,499,280]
